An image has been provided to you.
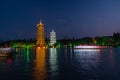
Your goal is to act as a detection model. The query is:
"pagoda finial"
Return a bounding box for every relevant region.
[40,20,43,25]
[52,29,54,32]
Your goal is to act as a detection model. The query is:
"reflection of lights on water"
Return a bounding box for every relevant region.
[74,45,108,49]
[49,48,58,72]
[73,48,100,72]
[73,49,100,59]
[74,45,101,49]
[7,58,13,65]
[33,48,46,80]
[49,48,58,79]
[74,49,100,52]
[70,48,73,53]
[26,47,30,62]
[37,46,46,49]
[50,48,57,59]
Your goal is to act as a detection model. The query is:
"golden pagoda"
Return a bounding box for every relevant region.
[36,20,45,47]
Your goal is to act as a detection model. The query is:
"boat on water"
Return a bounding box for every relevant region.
[74,45,108,49]
[0,48,15,56]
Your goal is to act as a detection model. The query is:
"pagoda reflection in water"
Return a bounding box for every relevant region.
[33,48,46,80]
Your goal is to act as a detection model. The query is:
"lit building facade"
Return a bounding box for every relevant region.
[36,20,45,47]
[50,30,56,46]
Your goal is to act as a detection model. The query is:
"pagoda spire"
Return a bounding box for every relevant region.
[37,19,44,27]
[40,20,43,25]
[52,29,54,32]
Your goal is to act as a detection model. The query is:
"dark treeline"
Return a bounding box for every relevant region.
[0,39,36,47]
[56,32,120,48]
[0,32,120,48]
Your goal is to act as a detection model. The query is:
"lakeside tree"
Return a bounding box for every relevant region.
[0,32,120,48]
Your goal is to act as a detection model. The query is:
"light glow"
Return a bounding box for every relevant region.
[37,46,46,49]
[74,49,100,52]
[74,45,107,49]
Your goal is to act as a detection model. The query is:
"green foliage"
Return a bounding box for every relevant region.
[1,32,120,48]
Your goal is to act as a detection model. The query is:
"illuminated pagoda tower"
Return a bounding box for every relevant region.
[50,29,56,46]
[36,20,45,47]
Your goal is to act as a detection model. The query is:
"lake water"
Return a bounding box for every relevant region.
[0,48,120,80]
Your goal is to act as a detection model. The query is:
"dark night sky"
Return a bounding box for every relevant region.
[0,0,120,40]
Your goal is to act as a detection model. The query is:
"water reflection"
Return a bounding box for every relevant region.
[14,48,32,63]
[49,48,57,70]
[48,48,58,79]
[109,49,114,66]
[0,48,118,80]
[0,57,13,65]
[73,49,100,79]
[26,47,30,62]
[33,48,47,80]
